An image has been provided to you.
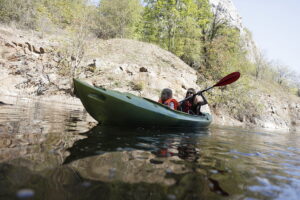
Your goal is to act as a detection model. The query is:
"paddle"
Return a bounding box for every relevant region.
[180,72,241,103]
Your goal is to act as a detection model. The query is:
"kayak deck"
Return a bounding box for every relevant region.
[74,79,212,128]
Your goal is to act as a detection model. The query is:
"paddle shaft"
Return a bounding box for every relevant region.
[179,72,241,104]
[179,86,213,104]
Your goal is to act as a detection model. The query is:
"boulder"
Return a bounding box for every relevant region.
[139,67,148,72]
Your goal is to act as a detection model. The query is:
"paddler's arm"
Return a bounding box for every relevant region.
[194,93,208,106]
[199,93,208,106]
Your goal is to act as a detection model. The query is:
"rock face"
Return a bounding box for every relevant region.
[253,95,300,131]
[210,0,243,29]
[82,38,200,100]
[209,0,258,62]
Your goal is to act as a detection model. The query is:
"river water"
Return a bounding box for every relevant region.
[0,97,299,200]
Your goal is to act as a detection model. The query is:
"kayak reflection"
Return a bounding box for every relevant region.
[64,125,210,164]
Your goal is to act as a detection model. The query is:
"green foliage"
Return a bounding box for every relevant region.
[0,0,90,29]
[201,26,247,79]
[36,0,89,28]
[95,0,143,39]
[143,0,212,66]
[0,0,38,28]
[142,0,255,82]
[130,81,144,91]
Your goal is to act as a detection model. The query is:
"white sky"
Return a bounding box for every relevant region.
[232,0,300,73]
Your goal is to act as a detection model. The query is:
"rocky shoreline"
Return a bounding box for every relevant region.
[0,26,299,131]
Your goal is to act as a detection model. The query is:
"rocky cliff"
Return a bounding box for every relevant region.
[209,0,258,62]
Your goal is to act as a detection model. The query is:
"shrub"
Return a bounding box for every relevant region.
[0,0,37,28]
[129,81,144,92]
[0,0,92,30]
[95,0,143,39]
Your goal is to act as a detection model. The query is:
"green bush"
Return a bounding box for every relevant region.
[0,0,37,28]
[0,0,91,30]
[129,81,144,92]
[94,0,143,39]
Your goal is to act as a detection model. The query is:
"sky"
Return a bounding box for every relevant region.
[232,0,300,73]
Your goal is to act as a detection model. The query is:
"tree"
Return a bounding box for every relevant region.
[142,0,212,65]
[179,0,212,67]
[95,0,143,39]
[253,50,268,79]
[143,0,182,51]
[274,61,293,85]
[199,4,247,79]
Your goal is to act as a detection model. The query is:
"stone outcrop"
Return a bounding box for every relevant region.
[0,27,200,100]
[209,0,258,62]
[210,0,243,29]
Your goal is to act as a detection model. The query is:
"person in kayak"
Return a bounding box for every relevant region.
[179,88,207,115]
[158,88,179,110]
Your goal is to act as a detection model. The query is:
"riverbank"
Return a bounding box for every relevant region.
[0,26,299,131]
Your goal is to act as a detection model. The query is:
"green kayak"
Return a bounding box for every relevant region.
[74,79,212,128]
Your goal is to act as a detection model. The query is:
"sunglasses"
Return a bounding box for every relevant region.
[187,92,194,95]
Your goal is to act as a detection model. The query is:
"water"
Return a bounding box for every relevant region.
[0,97,300,200]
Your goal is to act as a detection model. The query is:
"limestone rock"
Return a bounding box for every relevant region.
[210,0,243,29]
[209,0,257,62]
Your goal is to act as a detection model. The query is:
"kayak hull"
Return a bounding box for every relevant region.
[74,79,212,128]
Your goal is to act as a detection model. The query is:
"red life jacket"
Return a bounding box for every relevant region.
[182,100,193,113]
[158,98,179,110]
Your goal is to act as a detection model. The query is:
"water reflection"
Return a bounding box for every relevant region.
[62,126,231,197]
[64,125,209,164]
[0,96,92,167]
[0,97,300,199]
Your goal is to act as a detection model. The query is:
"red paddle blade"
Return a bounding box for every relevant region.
[214,72,241,87]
